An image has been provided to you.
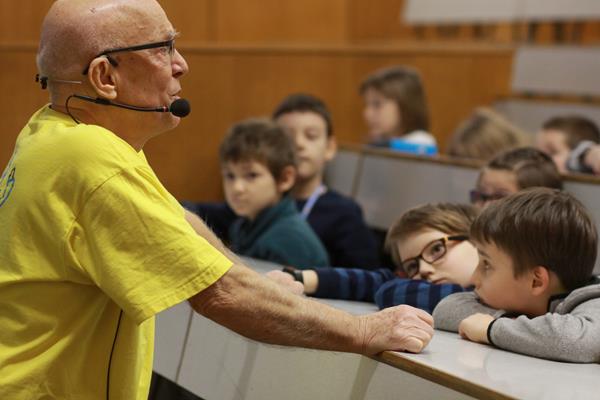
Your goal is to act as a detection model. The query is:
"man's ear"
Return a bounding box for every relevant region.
[86,57,118,100]
[325,136,337,162]
[530,266,551,296]
[277,165,296,193]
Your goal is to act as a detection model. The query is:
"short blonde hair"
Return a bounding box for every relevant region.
[447,108,529,161]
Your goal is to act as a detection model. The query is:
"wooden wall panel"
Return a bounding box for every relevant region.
[142,45,512,201]
[1,45,512,201]
[0,1,512,203]
[160,0,213,42]
[348,0,412,42]
[0,1,54,44]
[0,49,49,167]
[211,0,349,43]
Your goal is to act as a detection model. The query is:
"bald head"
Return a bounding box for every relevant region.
[37,0,172,83]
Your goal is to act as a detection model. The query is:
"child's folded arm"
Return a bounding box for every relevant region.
[314,267,395,302]
[489,298,600,363]
[432,292,502,332]
[374,279,468,314]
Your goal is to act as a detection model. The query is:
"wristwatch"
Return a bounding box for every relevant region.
[281,266,304,283]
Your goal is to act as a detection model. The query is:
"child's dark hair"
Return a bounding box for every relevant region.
[359,65,430,135]
[542,115,600,149]
[471,188,597,290]
[219,118,296,180]
[486,147,563,190]
[386,203,478,269]
[272,93,333,137]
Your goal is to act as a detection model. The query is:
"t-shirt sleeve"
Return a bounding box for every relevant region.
[65,166,233,324]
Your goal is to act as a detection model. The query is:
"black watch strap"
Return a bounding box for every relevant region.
[282,266,304,283]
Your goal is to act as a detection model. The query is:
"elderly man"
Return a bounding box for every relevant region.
[0,1,434,399]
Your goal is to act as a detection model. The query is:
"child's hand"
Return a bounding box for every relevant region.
[458,313,495,344]
[265,270,305,295]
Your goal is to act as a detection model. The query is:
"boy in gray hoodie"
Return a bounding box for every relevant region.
[433,188,600,363]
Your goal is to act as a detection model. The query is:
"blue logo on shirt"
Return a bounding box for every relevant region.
[0,164,15,208]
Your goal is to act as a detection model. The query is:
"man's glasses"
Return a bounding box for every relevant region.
[82,38,175,75]
[400,235,468,278]
[469,190,509,204]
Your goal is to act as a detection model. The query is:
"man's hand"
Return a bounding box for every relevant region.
[584,145,600,175]
[458,313,495,344]
[265,270,304,296]
[358,305,434,355]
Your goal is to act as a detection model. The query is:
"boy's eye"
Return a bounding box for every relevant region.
[223,172,235,181]
[245,172,259,180]
[305,130,319,140]
[427,242,445,258]
[402,259,420,277]
[480,260,491,273]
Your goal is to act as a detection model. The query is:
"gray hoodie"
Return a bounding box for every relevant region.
[433,281,600,363]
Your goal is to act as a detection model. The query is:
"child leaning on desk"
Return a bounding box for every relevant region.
[267,202,480,314]
[433,188,600,363]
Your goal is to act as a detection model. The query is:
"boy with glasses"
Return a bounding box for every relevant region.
[268,203,480,314]
[434,188,600,363]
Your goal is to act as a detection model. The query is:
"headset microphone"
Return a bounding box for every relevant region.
[72,94,191,117]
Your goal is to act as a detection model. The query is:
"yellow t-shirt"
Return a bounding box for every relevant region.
[0,106,232,399]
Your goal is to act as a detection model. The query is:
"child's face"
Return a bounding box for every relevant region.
[535,129,570,173]
[222,160,287,220]
[397,228,479,287]
[471,168,519,208]
[471,241,535,314]
[276,111,336,183]
[362,88,400,142]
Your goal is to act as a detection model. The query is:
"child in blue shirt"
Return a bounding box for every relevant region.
[360,65,436,150]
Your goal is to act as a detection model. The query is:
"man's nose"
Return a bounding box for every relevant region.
[172,48,189,78]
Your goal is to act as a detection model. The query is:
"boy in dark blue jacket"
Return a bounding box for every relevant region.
[273,93,379,268]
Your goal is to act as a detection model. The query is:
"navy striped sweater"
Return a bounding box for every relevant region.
[313,267,470,314]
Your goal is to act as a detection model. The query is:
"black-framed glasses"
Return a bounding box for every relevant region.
[82,38,175,75]
[469,189,509,204]
[400,235,468,278]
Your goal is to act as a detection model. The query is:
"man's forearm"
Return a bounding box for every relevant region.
[191,263,365,354]
[185,211,434,355]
